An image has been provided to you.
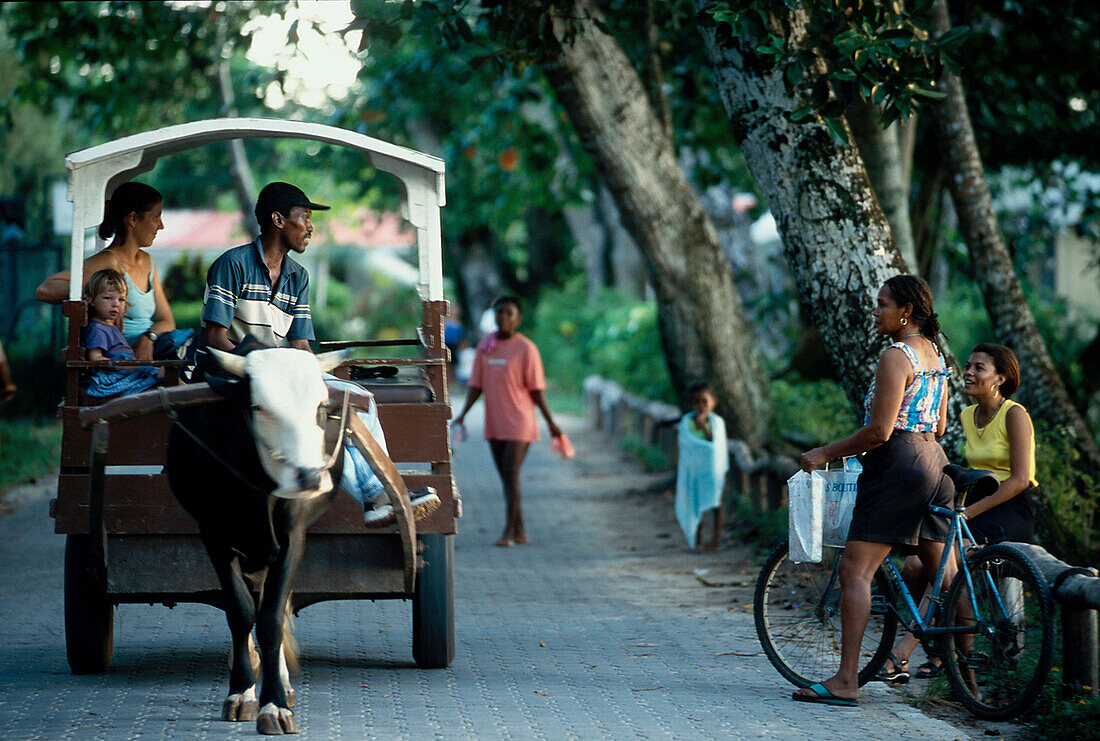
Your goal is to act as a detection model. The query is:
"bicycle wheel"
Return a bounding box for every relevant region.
[754,541,898,688]
[943,543,1055,721]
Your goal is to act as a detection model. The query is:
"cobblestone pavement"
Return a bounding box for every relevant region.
[0,402,979,740]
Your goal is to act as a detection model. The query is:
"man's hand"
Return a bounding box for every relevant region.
[203,324,236,352]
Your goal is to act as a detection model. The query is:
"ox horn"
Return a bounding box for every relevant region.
[315,349,352,374]
[207,346,248,378]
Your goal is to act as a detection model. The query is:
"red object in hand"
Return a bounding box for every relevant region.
[551,433,575,459]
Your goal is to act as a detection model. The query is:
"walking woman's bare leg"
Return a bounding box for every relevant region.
[794,539,893,701]
[489,440,530,545]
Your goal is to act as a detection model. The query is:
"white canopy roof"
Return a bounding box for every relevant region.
[65,117,446,300]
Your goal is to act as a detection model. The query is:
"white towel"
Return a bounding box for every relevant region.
[675,412,729,548]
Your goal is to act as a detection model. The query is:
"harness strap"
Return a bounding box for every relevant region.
[171,414,267,494]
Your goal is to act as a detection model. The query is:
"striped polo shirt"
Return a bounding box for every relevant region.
[202,238,314,347]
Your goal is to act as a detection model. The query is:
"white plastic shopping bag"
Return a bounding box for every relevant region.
[819,458,862,546]
[787,470,823,563]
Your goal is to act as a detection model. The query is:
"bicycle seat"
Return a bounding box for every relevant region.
[943,464,1000,503]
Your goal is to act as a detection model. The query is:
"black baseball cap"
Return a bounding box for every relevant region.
[255,182,330,224]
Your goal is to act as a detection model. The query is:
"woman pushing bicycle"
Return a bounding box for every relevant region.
[876,342,1038,683]
[793,274,953,707]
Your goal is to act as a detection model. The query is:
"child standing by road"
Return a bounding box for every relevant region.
[82,269,160,398]
[675,382,729,550]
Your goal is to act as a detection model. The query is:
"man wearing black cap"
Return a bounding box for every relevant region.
[202,182,330,352]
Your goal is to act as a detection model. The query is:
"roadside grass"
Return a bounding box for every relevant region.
[544,388,586,418]
[0,418,62,496]
[619,434,670,473]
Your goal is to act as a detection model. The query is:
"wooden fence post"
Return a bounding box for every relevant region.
[1063,604,1099,695]
[1059,565,1100,696]
[1007,544,1100,697]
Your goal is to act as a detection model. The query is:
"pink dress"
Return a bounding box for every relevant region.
[468,333,546,442]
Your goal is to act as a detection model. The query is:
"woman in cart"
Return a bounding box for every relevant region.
[36,181,191,360]
[452,296,562,547]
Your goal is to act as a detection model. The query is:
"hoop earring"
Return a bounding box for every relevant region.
[901,317,907,326]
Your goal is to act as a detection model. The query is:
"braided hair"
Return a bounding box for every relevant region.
[883,274,944,341]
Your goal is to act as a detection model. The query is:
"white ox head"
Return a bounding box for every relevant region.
[209,347,347,499]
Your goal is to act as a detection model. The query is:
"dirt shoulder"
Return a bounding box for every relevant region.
[0,472,57,519]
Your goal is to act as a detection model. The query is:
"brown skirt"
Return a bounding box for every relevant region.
[847,430,954,547]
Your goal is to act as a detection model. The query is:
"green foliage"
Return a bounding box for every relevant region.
[1032,421,1097,561]
[938,278,1097,418]
[0,419,61,495]
[769,374,857,446]
[170,301,204,335]
[312,257,423,346]
[726,498,788,552]
[619,434,670,473]
[3,1,257,135]
[699,0,965,141]
[935,282,993,362]
[162,255,208,304]
[343,0,586,311]
[526,276,674,403]
[959,0,1099,171]
[0,345,65,419]
[1030,688,1100,740]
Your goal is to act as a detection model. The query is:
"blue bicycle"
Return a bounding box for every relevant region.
[754,465,1055,720]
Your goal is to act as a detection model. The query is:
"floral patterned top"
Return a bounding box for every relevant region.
[863,342,949,433]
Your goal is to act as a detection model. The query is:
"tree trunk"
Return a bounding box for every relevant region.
[912,153,945,281]
[694,4,970,451]
[214,35,258,236]
[599,184,646,298]
[846,99,917,269]
[642,0,673,139]
[527,0,772,447]
[929,0,1100,473]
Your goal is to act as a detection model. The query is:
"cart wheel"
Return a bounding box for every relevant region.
[412,533,454,668]
[64,534,114,674]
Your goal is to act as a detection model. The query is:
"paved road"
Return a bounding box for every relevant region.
[0,401,976,740]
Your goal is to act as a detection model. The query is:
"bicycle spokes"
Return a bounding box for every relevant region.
[943,545,1055,721]
[754,543,897,688]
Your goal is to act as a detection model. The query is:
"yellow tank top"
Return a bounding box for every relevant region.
[960,399,1038,487]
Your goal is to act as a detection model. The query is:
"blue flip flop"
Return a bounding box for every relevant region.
[792,682,858,707]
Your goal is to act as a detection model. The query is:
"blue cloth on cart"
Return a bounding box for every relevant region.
[82,320,160,398]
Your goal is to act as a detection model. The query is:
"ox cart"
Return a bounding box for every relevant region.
[51,119,458,674]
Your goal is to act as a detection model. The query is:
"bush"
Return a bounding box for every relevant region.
[619,434,670,473]
[0,345,64,418]
[527,276,673,403]
[0,419,61,495]
[162,254,208,303]
[769,374,857,446]
[1032,421,1097,562]
[1030,687,1100,740]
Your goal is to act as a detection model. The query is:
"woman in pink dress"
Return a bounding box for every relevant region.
[453,296,562,546]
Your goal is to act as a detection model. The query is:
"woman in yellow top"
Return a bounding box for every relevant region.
[876,342,1037,683]
[956,343,1036,543]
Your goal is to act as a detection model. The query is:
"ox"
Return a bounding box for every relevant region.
[166,344,348,735]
